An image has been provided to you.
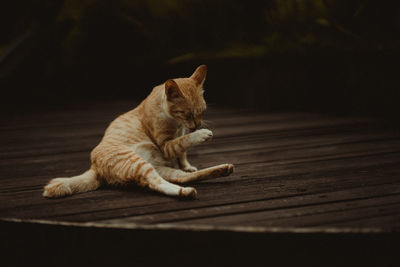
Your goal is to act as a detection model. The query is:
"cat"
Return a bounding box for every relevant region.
[43,65,234,198]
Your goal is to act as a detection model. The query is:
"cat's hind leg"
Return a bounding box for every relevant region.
[123,160,197,198]
[146,171,197,198]
[92,144,197,198]
[155,164,234,184]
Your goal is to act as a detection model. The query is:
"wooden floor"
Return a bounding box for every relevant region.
[1,101,400,232]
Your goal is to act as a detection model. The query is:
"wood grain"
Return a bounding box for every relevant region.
[1,102,399,232]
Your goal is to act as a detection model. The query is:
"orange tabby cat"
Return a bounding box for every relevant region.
[43,65,234,198]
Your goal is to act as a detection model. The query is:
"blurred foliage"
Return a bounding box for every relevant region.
[2,0,400,64]
[1,0,400,116]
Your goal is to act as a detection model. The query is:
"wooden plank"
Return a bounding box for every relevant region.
[252,202,400,228]
[1,137,400,193]
[99,185,400,226]
[1,122,391,161]
[0,112,318,155]
[325,212,400,228]
[1,105,400,232]
[0,110,376,150]
[1,144,399,207]
[1,129,399,180]
[2,162,399,221]
[1,137,399,192]
[175,202,400,228]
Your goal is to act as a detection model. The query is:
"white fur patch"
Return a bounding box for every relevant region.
[190,129,213,145]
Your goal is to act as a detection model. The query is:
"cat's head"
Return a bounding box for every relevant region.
[165,65,207,132]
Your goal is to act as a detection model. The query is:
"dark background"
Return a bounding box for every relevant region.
[1,0,400,118]
[1,220,399,267]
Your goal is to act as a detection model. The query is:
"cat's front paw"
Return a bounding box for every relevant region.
[183,165,198,172]
[190,129,213,145]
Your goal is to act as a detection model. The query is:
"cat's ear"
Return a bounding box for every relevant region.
[190,65,207,86]
[165,79,183,101]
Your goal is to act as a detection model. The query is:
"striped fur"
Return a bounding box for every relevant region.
[43,65,234,198]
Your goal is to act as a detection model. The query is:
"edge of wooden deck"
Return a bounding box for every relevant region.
[2,217,399,266]
[2,217,395,234]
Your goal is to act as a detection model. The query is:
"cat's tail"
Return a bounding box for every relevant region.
[43,169,101,198]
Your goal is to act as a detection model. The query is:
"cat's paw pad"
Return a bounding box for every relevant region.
[191,129,213,145]
[179,187,197,198]
[220,164,234,176]
[183,165,198,172]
